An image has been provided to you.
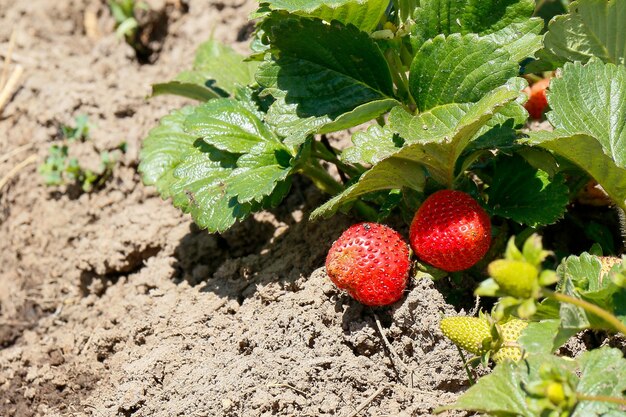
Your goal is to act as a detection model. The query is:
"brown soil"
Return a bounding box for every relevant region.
[0,1,471,415]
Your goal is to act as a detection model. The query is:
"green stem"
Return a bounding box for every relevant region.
[544,289,626,336]
[393,53,416,110]
[577,394,626,407]
[525,73,544,83]
[300,162,378,221]
[311,142,364,179]
[300,162,343,195]
[456,347,476,386]
[385,49,415,109]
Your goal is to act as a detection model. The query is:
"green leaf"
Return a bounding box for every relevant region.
[486,154,569,226]
[151,40,258,100]
[138,106,198,198]
[518,319,578,355]
[533,297,562,321]
[436,352,626,417]
[557,253,626,331]
[389,84,522,186]
[61,114,90,142]
[182,99,293,206]
[311,85,520,218]
[411,0,535,49]
[527,0,626,72]
[139,101,294,233]
[436,360,536,416]
[39,145,70,186]
[265,91,397,147]
[226,143,293,203]
[184,99,281,154]
[557,253,604,330]
[309,157,426,220]
[574,348,626,416]
[547,60,626,164]
[530,132,626,212]
[168,143,292,233]
[559,252,603,291]
[483,18,544,63]
[409,34,519,111]
[151,78,221,102]
[191,40,259,94]
[168,147,254,233]
[443,348,626,417]
[341,124,401,165]
[263,96,325,148]
[526,60,626,211]
[109,0,134,24]
[256,0,389,32]
[257,15,396,128]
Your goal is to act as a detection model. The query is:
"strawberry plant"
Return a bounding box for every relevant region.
[439,235,626,416]
[138,0,626,414]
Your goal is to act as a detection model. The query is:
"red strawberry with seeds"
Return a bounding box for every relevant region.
[325,222,410,306]
[410,190,491,272]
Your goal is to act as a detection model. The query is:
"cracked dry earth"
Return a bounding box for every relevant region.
[0,0,472,415]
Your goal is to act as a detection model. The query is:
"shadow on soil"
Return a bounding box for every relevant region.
[171,178,354,302]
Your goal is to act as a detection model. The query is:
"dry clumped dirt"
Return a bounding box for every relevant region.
[0,1,471,416]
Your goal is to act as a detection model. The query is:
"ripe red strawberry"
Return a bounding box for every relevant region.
[523,77,551,119]
[325,222,410,306]
[410,190,491,272]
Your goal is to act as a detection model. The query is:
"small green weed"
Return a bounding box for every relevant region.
[39,116,123,193]
[60,114,90,142]
[108,0,150,58]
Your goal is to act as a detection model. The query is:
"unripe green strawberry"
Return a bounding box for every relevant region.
[440,316,492,355]
[492,319,527,363]
[488,260,538,299]
[325,222,410,306]
[599,256,621,280]
[410,190,491,272]
[546,381,567,406]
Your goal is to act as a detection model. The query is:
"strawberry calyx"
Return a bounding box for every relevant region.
[490,318,528,363]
